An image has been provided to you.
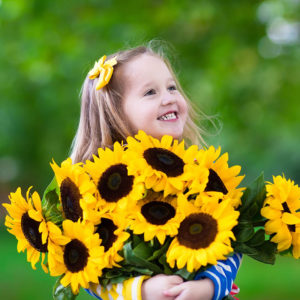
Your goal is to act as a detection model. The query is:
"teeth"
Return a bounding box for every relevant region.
[159,112,177,120]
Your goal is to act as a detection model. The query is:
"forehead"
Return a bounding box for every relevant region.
[121,54,173,87]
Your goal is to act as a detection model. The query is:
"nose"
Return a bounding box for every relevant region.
[161,90,176,106]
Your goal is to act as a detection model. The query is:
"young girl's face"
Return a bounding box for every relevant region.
[121,54,188,140]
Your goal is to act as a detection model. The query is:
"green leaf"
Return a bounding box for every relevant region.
[175,267,196,281]
[42,176,59,205]
[278,247,293,257]
[158,253,173,275]
[248,241,277,264]
[123,242,163,274]
[240,173,266,215]
[234,239,277,264]
[133,241,153,259]
[234,222,255,243]
[53,278,77,300]
[108,275,135,285]
[233,243,258,255]
[241,202,259,220]
[99,278,110,288]
[41,177,63,224]
[103,269,123,279]
[99,262,157,288]
[148,238,171,261]
[132,233,144,248]
[247,229,266,247]
[124,266,153,275]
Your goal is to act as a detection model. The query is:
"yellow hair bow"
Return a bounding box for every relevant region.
[88,55,118,90]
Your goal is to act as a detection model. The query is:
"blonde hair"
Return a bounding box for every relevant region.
[71,43,208,163]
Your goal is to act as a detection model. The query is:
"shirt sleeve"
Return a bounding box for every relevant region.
[194,253,243,300]
[85,254,242,300]
[85,275,149,300]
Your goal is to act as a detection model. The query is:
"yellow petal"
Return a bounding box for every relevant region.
[261,207,282,220]
[32,191,42,212]
[282,212,300,225]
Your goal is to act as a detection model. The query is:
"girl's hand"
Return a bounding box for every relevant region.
[163,278,214,300]
[141,274,184,300]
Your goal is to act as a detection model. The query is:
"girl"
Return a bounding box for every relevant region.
[71,44,242,300]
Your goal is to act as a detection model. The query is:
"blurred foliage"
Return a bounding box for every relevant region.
[0,1,300,299]
[0,0,299,195]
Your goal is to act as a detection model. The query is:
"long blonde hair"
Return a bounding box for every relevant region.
[71,43,207,163]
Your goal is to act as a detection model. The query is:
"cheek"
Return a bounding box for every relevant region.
[122,100,137,125]
[134,113,153,130]
[124,106,151,133]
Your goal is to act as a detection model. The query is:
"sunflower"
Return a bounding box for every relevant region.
[125,130,199,197]
[51,158,98,222]
[94,212,130,268]
[166,194,239,272]
[48,220,106,294]
[84,142,145,213]
[3,187,50,272]
[261,175,300,258]
[129,190,185,244]
[193,146,245,208]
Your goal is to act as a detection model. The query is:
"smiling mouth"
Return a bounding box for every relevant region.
[158,112,178,121]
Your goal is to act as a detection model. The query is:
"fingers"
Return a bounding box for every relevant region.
[168,275,184,285]
[173,293,188,300]
[153,274,183,284]
[163,284,184,297]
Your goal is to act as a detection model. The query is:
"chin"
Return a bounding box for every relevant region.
[162,131,183,140]
[147,128,184,140]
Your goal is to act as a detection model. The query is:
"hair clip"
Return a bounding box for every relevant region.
[88,55,117,90]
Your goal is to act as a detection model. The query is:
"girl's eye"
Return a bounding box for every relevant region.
[144,89,156,96]
[168,85,177,91]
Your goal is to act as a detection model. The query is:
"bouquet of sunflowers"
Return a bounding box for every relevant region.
[3,130,300,299]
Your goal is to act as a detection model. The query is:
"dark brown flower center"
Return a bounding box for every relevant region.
[205,169,228,194]
[64,239,89,272]
[60,177,83,221]
[282,202,296,232]
[21,212,47,252]
[96,218,118,252]
[177,213,218,249]
[141,201,176,225]
[98,164,134,202]
[143,147,184,177]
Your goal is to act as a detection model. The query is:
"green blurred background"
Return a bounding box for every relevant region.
[0,0,299,299]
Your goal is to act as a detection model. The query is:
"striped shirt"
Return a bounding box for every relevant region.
[86,253,242,300]
[195,253,242,300]
[86,276,148,300]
